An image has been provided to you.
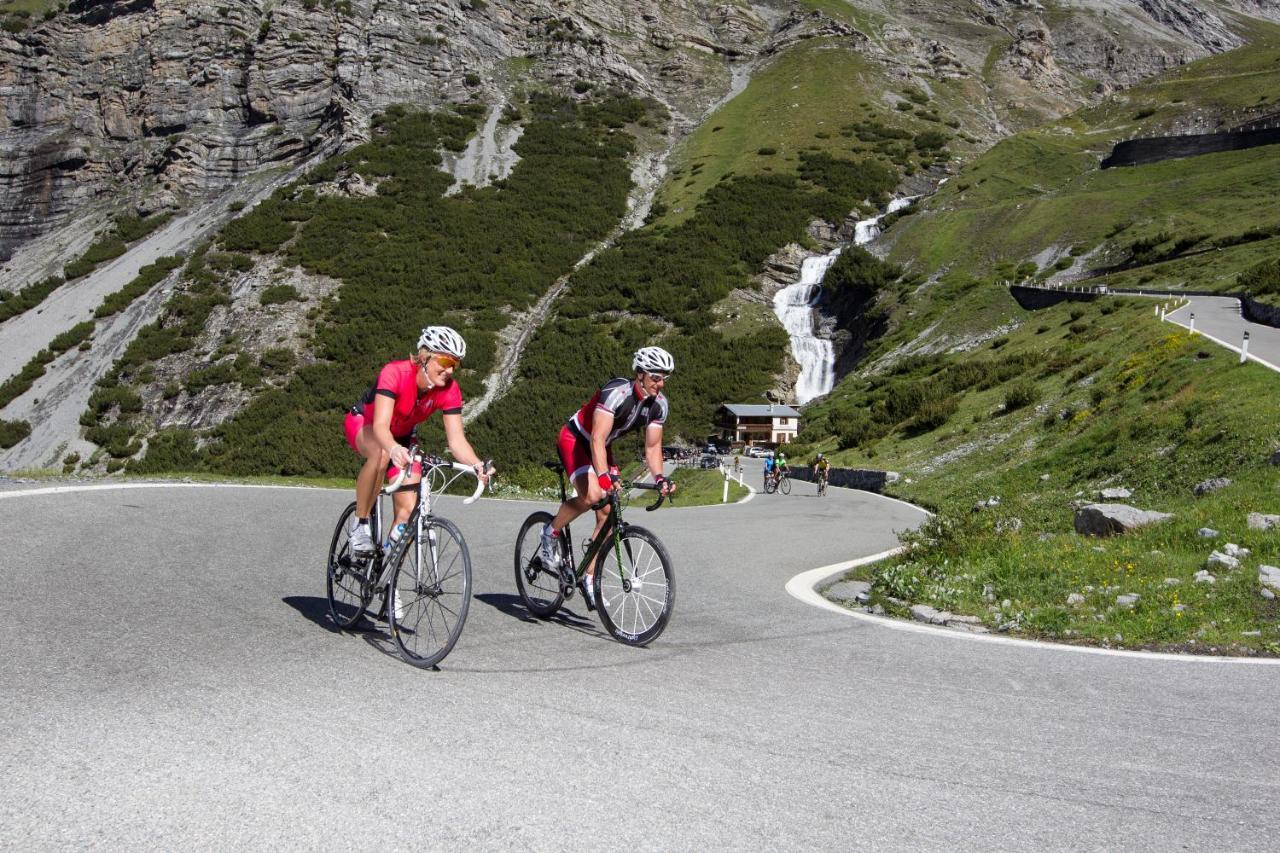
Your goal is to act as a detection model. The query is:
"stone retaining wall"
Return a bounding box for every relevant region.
[1101,126,1280,169]
[788,466,890,493]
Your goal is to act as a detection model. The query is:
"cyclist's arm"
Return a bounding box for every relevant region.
[442,412,489,481]
[643,424,667,484]
[371,393,410,469]
[590,409,615,487]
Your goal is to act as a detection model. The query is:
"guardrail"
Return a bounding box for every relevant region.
[1007,284,1280,330]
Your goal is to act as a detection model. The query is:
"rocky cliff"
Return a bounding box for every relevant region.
[3,0,1277,264]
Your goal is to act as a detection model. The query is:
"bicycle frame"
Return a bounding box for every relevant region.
[552,468,666,588]
[374,445,487,590]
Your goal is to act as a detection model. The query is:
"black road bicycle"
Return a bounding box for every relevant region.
[816,473,828,497]
[326,444,488,668]
[514,462,675,646]
[763,468,791,495]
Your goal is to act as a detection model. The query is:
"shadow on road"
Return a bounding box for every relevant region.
[283,595,345,634]
[475,592,608,640]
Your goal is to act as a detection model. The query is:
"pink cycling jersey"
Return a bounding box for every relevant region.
[350,359,463,439]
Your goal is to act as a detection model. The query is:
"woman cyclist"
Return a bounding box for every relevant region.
[343,326,490,556]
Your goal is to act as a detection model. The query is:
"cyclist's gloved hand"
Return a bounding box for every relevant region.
[655,474,674,495]
[389,444,410,469]
[598,472,618,492]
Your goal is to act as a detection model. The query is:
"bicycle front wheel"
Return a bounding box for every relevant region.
[596,525,674,646]
[780,475,791,495]
[388,516,472,669]
[514,511,565,618]
[327,501,374,629]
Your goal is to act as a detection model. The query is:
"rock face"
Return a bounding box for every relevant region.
[1074,503,1174,536]
[3,0,1273,262]
[0,0,766,260]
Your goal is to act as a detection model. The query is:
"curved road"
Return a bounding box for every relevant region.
[2,479,1277,849]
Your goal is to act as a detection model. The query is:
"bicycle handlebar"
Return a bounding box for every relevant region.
[630,481,674,511]
[384,446,492,504]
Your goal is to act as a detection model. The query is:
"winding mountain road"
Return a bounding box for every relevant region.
[1,477,1277,850]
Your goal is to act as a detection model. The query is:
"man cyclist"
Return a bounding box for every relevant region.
[776,451,789,478]
[540,346,678,605]
[762,451,776,489]
[343,326,490,556]
[813,452,830,490]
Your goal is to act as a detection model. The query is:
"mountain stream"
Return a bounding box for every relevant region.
[773,197,916,404]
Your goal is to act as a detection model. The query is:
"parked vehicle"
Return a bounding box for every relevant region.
[699,454,720,469]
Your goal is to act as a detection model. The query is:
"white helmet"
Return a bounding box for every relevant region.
[633,345,675,375]
[417,326,467,360]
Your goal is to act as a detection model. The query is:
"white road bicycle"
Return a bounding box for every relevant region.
[326,443,489,669]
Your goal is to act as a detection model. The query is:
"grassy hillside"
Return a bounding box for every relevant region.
[656,37,972,226]
[799,34,1280,653]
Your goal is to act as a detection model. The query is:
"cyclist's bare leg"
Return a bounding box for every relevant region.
[353,425,390,518]
[550,469,604,532]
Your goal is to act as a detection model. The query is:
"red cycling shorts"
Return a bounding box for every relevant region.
[557,425,615,496]
[344,411,421,483]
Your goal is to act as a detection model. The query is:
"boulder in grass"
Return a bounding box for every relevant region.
[1193,477,1231,496]
[1260,565,1280,592]
[1100,487,1132,500]
[1197,527,1219,538]
[1247,513,1279,531]
[1270,449,1280,466]
[1193,570,1216,584]
[1116,593,1140,608]
[1073,504,1173,536]
[1206,551,1240,571]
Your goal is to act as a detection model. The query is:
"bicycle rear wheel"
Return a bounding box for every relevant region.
[779,475,791,495]
[514,511,565,618]
[388,516,472,669]
[596,525,674,646]
[327,502,374,629]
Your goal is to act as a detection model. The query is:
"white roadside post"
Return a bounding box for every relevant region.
[1189,312,1196,334]
[722,466,730,503]
[1241,330,1250,365]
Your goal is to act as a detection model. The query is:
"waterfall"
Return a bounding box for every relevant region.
[773,197,918,405]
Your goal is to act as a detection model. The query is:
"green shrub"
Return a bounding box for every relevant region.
[905,395,959,434]
[0,276,65,323]
[1003,380,1039,411]
[259,347,297,372]
[1239,257,1280,296]
[49,322,95,353]
[0,419,31,449]
[260,284,302,305]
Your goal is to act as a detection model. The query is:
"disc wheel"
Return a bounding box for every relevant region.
[387,517,472,669]
[596,525,675,647]
[514,511,565,618]
[779,474,791,495]
[327,501,374,629]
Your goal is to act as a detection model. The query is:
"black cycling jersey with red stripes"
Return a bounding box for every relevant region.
[568,377,668,446]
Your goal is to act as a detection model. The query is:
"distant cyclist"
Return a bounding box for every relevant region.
[540,346,677,602]
[813,453,830,487]
[343,326,490,556]
[762,452,776,487]
[776,451,789,476]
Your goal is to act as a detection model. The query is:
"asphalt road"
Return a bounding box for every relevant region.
[1163,295,1280,372]
[2,478,1278,850]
